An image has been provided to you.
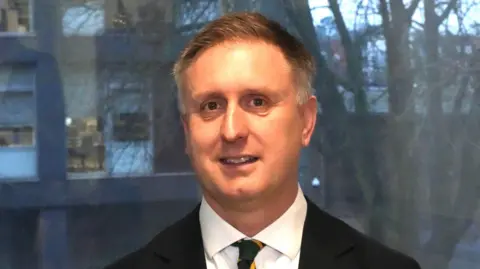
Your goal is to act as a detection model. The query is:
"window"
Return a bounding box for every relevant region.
[0,65,36,178]
[62,66,103,175]
[0,65,35,146]
[0,92,34,146]
[112,112,149,142]
[62,0,104,36]
[465,44,473,54]
[101,73,154,176]
[0,126,33,145]
[63,66,173,177]
[0,0,31,33]
[1,1,479,269]
[62,0,177,36]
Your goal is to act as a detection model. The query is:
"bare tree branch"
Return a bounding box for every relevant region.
[190,1,215,25]
[354,24,382,45]
[328,0,354,61]
[177,22,208,33]
[378,0,391,33]
[412,20,425,29]
[453,46,477,113]
[453,74,470,114]
[438,0,458,25]
[406,0,422,21]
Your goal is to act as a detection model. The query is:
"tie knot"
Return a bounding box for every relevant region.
[232,239,265,262]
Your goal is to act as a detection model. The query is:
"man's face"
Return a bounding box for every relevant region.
[181,41,317,205]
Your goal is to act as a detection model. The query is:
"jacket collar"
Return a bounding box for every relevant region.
[149,197,358,269]
[299,197,357,269]
[148,204,207,269]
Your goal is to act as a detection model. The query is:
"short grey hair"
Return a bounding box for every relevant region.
[173,12,316,114]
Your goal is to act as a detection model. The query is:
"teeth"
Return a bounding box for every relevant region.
[222,157,256,164]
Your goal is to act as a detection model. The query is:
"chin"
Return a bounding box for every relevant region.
[220,182,266,200]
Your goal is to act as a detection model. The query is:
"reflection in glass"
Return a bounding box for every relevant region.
[62,0,104,36]
[63,67,154,177]
[0,65,36,178]
[63,67,104,175]
[0,0,31,33]
[1,1,479,269]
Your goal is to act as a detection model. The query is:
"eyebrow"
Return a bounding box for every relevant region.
[190,87,283,103]
[190,90,223,103]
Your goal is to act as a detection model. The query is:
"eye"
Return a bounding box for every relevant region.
[244,96,271,114]
[249,97,267,107]
[200,100,223,112]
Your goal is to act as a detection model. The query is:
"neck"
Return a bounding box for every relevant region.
[205,181,298,237]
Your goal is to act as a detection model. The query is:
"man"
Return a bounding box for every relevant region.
[105,12,421,269]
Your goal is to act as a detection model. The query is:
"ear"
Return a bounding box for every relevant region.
[181,115,191,155]
[300,96,317,147]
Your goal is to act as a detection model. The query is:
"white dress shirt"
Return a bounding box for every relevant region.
[199,186,307,269]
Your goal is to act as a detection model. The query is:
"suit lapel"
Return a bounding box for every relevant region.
[299,198,358,269]
[149,204,207,269]
[146,198,361,269]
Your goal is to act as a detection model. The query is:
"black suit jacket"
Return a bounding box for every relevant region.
[104,198,421,269]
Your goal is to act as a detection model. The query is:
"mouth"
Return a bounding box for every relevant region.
[219,155,259,165]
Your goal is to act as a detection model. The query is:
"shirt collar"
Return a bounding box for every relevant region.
[199,185,307,260]
[199,197,245,259]
[253,186,307,259]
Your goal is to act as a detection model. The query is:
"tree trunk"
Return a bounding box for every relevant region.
[282,0,365,214]
[328,0,386,241]
[379,0,421,253]
[422,27,480,268]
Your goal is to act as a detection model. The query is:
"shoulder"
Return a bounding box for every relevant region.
[102,246,150,269]
[102,204,201,269]
[349,227,421,269]
[305,201,421,269]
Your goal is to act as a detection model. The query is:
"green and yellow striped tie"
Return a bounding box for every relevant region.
[232,239,265,269]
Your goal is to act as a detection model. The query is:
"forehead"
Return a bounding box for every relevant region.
[184,41,293,94]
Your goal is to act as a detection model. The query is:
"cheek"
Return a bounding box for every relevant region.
[259,112,302,141]
[187,124,218,154]
[254,120,295,157]
[261,122,303,166]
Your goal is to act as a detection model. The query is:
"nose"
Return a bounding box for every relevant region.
[220,104,248,142]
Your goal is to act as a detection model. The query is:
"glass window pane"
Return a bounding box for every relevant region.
[0,65,36,179]
[2,1,479,269]
[62,0,104,36]
[0,0,31,33]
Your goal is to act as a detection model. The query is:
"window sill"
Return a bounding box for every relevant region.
[68,171,195,180]
[0,176,38,182]
[0,32,35,37]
